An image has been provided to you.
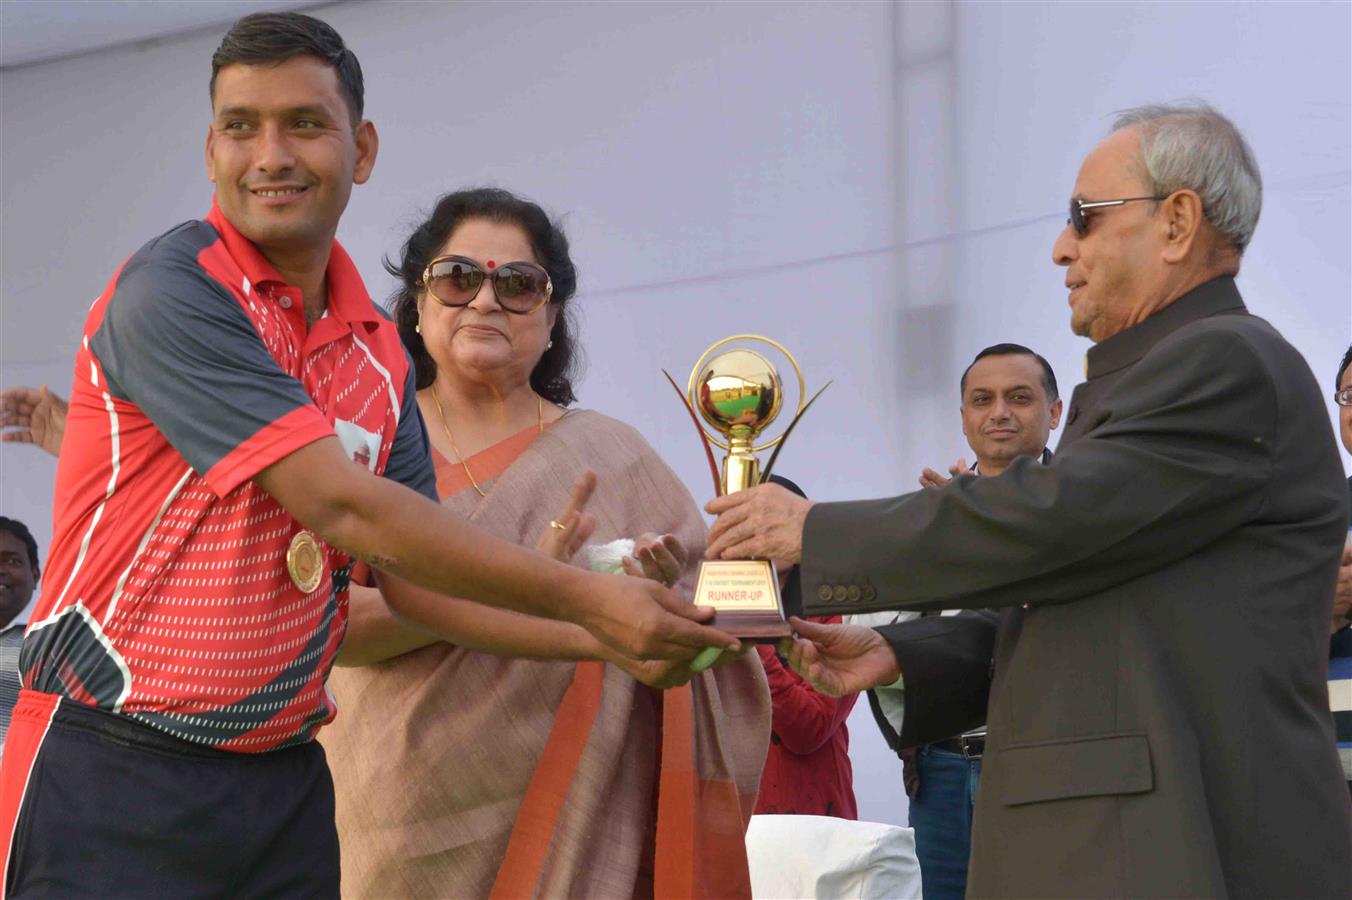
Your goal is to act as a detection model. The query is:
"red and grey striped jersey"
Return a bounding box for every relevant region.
[21,200,436,752]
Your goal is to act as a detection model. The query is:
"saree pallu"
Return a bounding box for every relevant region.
[321,410,771,898]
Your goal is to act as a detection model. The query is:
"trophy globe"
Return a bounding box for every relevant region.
[687,337,805,494]
[695,349,783,449]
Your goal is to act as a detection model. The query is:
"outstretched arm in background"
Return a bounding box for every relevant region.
[0,386,67,456]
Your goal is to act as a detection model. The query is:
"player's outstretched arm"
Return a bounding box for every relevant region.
[257,437,741,662]
[336,471,600,667]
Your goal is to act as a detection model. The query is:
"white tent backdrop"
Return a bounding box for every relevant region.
[2,0,1348,826]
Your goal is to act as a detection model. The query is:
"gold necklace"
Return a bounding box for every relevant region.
[431,389,544,497]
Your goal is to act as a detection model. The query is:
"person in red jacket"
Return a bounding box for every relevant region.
[753,477,858,818]
[754,619,858,818]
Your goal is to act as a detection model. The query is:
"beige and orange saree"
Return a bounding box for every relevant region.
[321,409,770,898]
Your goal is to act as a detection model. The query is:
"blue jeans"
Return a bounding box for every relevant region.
[908,744,981,900]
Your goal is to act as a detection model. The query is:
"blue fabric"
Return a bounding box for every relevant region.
[908,745,981,900]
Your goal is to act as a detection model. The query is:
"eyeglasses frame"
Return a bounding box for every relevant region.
[1335,388,1352,408]
[418,254,553,315]
[1068,195,1170,236]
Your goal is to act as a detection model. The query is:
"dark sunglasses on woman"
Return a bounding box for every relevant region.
[420,255,553,314]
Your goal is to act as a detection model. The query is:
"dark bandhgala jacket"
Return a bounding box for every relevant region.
[803,277,1352,898]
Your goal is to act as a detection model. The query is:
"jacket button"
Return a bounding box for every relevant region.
[832,585,848,603]
[817,585,833,603]
[863,585,877,602]
[847,585,861,602]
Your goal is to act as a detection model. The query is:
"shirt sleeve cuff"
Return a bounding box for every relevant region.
[878,671,905,692]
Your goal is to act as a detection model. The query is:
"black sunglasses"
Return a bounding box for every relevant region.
[1067,195,1169,236]
[420,255,553,314]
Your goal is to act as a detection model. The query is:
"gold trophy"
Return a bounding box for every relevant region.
[664,335,829,641]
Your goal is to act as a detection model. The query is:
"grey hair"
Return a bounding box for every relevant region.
[1111,101,1262,254]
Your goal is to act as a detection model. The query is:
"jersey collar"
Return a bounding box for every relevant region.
[206,197,382,328]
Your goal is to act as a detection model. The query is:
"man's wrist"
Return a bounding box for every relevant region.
[554,565,597,627]
[565,624,615,662]
[793,500,815,565]
[872,629,903,687]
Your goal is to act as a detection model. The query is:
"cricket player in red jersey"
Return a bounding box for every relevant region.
[0,12,737,897]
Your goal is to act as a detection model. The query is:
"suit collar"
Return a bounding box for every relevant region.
[1085,275,1247,379]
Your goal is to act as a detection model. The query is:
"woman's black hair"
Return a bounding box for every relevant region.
[387,187,581,405]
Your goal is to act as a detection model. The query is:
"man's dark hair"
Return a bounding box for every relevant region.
[1336,344,1352,392]
[389,187,582,405]
[210,12,365,126]
[0,516,40,576]
[960,343,1059,401]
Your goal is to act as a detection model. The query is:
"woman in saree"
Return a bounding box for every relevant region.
[320,188,770,898]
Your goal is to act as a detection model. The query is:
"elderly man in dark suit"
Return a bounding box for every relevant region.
[706,102,1352,897]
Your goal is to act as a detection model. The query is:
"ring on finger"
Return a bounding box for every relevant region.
[549,519,567,531]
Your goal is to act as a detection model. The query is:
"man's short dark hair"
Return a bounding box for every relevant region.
[210,12,364,126]
[0,516,39,575]
[1336,344,1352,392]
[960,343,1059,401]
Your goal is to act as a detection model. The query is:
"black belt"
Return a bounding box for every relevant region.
[932,732,986,759]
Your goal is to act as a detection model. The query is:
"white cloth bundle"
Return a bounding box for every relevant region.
[586,539,635,575]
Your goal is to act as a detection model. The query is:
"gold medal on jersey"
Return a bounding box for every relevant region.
[286,530,324,594]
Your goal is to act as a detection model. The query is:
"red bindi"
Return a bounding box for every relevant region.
[486,260,496,269]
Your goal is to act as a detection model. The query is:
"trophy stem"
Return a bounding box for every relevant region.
[723,430,761,494]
